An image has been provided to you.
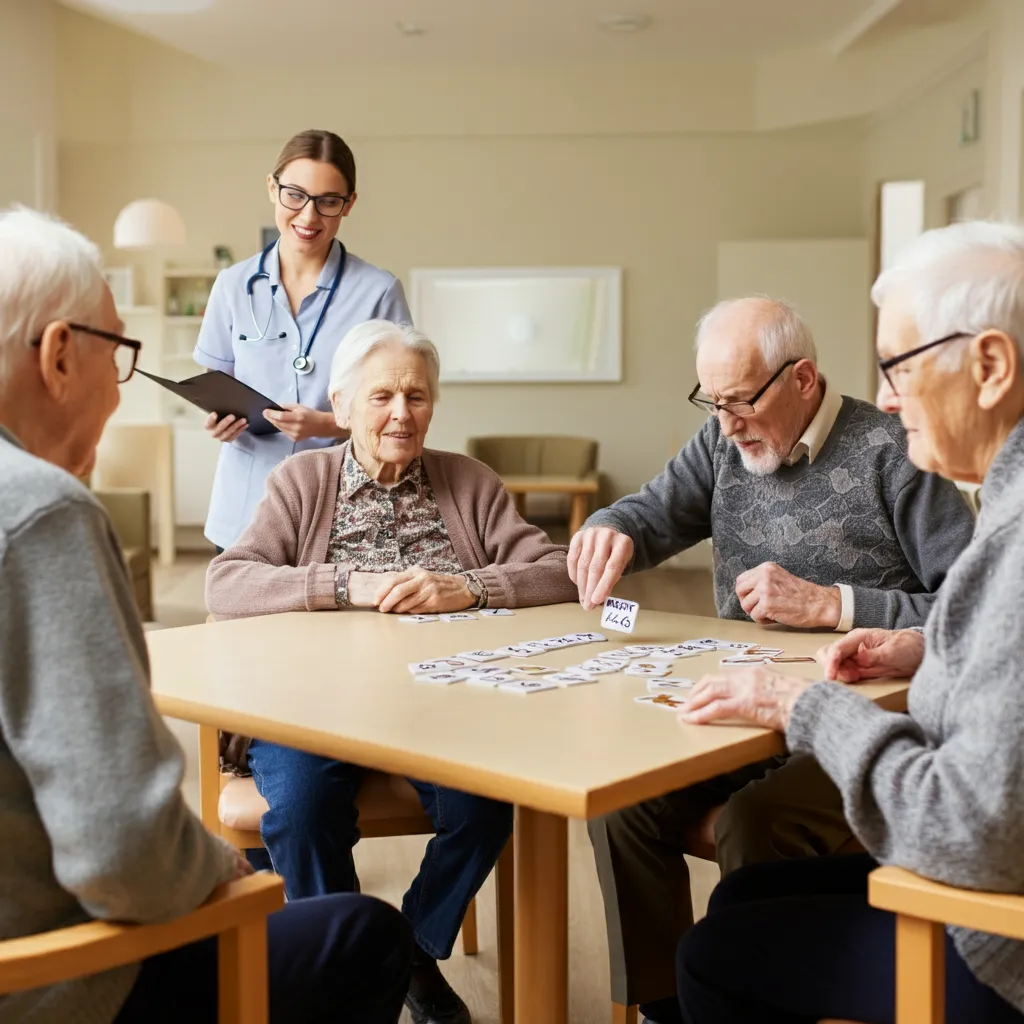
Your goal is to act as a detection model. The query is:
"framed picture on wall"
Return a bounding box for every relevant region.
[103,267,135,310]
[261,226,280,249]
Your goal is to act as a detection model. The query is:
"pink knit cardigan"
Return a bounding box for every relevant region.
[206,445,578,619]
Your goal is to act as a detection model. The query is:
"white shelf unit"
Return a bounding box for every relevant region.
[112,264,225,528]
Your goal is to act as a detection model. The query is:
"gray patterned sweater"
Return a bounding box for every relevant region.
[0,428,237,1023]
[585,396,975,627]
[787,417,1024,1011]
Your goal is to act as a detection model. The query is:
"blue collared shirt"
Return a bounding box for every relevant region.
[194,240,411,548]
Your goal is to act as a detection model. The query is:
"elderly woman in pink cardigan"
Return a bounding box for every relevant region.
[206,319,575,1024]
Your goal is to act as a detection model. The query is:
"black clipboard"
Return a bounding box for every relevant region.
[136,369,283,436]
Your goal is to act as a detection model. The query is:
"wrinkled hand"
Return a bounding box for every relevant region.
[816,627,925,683]
[735,562,841,629]
[347,571,401,609]
[677,666,812,732]
[204,411,247,443]
[567,527,634,610]
[375,566,475,614]
[262,404,338,442]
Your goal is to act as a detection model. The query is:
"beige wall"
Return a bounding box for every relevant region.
[56,9,867,499]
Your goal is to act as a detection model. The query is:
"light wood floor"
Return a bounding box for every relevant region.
[153,554,721,1024]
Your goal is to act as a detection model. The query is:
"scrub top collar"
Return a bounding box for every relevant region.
[265,237,345,292]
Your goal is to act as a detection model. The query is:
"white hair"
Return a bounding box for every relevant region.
[327,319,440,417]
[0,205,107,386]
[871,220,1024,370]
[693,296,817,368]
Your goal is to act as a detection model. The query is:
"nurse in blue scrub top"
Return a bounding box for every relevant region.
[195,128,411,550]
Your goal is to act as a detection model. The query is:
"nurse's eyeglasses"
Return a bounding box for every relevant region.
[273,176,351,218]
[31,322,142,383]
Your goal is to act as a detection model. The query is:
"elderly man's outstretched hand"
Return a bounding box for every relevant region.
[816,628,925,683]
[568,527,634,610]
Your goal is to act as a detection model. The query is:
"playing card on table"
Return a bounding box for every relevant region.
[570,632,608,644]
[415,670,468,685]
[502,644,544,658]
[543,671,597,687]
[717,640,760,651]
[625,661,672,677]
[398,614,440,624]
[635,693,688,710]
[511,664,558,677]
[540,636,577,649]
[648,677,695,692]
[577,659,624,675]
[464,665,508,678]
[499,678,559,695]
[517,641,551,654]
[721,654,771,666]
[479,608,515,616]
[408,657,474,674]
[658,644,703,659]
[439,612,478,622]
[456,650,504,663]
[624,644,663,655]
[600,597,639,634]
[467,671,520,687]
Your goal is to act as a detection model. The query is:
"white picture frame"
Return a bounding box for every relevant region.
[410,266,622,383]
[103,266,135,310]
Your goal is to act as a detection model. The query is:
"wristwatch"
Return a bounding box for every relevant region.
[464,572,485,608]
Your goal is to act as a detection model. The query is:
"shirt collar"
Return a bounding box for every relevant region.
[341,441,426,499]
[266,238,342,291]
[785,379,843,466]
[0,425,24,451]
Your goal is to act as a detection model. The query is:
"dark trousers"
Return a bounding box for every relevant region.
[674,854,1024,1024]
[247,739,513,960]
[589,752,853,1006]
[115,892,412,1024]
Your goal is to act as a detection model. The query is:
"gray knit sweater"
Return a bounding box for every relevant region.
[788,417,1024,1011]
[0,428,237,1023]
[586,396,975,628]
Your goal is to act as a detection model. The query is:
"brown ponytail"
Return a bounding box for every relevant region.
[272,130,356,193]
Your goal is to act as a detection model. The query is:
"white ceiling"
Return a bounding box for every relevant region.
[59,0,979,65]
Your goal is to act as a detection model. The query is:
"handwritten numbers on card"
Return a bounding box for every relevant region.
[600,597,639,635]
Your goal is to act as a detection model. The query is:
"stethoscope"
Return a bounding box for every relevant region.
[240,239,347,375]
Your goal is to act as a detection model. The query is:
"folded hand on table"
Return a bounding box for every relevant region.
[347,567,475,614]
[676,666,812,732]
[735,561,841,629]
[815,627,925,683]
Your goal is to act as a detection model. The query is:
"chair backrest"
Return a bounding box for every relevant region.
[467,435,598,477]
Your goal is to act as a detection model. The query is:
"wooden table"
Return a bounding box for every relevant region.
[499,474,599,535]
[147,605,908,1024]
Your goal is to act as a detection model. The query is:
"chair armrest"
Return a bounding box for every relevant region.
[0,873,283,994]
[93,488,151,553]
[869,867,1024,941]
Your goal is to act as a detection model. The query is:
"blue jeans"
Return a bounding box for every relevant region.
[247,739,513,960]
[673,854,1024,1024]
[116,892,412,1024]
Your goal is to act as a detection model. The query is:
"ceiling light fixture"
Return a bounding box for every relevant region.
[396,21,426,36]
[597,13,652,32]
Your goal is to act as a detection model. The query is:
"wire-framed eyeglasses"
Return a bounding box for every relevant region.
[877,332,969,395]
[688,360,797,417]
[31,322,142,383]
[273,175,351,218]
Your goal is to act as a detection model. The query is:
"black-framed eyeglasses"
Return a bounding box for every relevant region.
[31,322,142,383]
[273,175,351,218]
[688,359,797,417]
[877,332,969,395]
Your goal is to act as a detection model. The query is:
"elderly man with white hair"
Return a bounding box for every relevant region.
[206,318,578,1024]
[573,295,976,1024]
[0,207,414,1024]
[671,220,1024,1023]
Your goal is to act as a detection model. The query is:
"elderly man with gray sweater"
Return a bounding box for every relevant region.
[571,295,976,1022]
[673,220,1024,1023]
[0,206,411,1024]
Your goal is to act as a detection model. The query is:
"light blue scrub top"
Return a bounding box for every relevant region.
[193,240,412,549]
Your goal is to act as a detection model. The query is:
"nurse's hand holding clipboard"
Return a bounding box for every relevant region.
[193,129,412,551]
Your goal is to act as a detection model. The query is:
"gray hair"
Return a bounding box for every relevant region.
[327,319,440,417]
[0,206,107,387]
[871,220,1024,369]
[693,296,817,369]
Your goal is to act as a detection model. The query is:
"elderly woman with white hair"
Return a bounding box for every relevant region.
[672,220,1024,1024]
[207,317,576,1024]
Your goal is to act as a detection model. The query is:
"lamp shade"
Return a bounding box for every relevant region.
[113,199,186,249]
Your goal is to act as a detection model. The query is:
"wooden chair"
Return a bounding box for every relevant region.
[0,873,284,1024]
[199,725,515,1024]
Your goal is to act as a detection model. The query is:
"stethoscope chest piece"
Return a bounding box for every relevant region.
[292,355,315,375]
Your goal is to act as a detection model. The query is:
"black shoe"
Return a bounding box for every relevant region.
[404,951,472,1024]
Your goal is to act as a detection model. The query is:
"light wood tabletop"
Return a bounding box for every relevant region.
[148,604,909,1024]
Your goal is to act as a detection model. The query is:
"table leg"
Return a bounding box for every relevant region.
[569,492,589,536]
[514,806,568,1024]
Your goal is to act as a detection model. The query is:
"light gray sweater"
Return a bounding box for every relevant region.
[0,428,237,1023]
[787,417,1024,1011]
[585,397,975,628]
